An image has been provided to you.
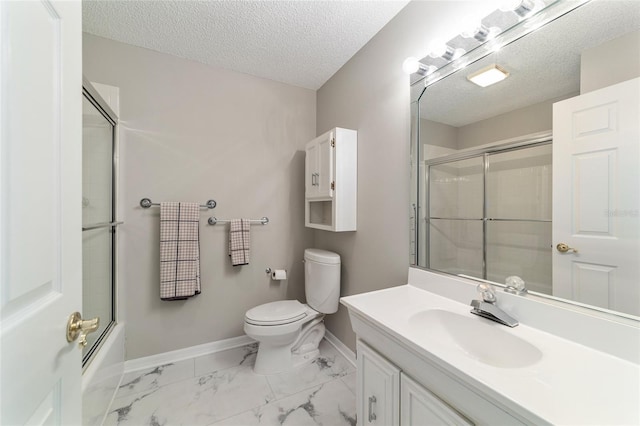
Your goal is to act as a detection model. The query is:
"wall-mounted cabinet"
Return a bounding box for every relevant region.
[305,127,357,232]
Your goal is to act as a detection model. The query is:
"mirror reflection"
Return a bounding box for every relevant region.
[412,0,640,317]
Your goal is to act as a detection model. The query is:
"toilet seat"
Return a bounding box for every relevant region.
[245,300,308,326]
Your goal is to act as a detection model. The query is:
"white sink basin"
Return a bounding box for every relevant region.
[409,309,543,368]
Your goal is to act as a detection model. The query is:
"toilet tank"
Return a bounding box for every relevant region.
[304,249,341,314]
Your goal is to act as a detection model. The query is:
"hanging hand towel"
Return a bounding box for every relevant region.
[229,219,250,266]
[160,202,201,300]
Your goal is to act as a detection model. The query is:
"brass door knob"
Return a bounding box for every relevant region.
[556,243,578,253]
[66,312,100,347]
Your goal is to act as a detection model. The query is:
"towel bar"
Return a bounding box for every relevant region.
[208,217,269,226]
[140,198,216,209]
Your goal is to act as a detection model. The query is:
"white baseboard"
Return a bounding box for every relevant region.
[124,335,255,373]
[123,332,354,374]
[324,329,356,367]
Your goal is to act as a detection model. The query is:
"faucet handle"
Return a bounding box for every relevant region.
[505,275,528,295]
[477,283,497,303]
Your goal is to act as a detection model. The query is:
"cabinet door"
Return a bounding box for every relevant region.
[357,340,400,426]
[316,131,334,198]
[305,139,319,198]
[400,373,472,426]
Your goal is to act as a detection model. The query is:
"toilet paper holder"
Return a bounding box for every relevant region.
[265,268,287,280]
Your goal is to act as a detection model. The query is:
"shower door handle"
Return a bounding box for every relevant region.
[66,312,100,347]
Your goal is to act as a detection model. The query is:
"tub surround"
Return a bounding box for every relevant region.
[341,267,639,425]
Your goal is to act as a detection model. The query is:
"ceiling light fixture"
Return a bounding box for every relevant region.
[467,64,510,87]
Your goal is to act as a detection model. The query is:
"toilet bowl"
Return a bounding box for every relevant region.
[244,249,341,375]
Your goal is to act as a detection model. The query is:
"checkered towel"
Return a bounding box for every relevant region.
[160,202,201,300]
[229,219,250,266]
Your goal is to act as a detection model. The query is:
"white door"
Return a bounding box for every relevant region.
[552,77,640,316]
[1,1,83,424]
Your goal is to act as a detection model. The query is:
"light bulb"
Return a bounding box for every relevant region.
[499,0,522,12]
[402,57,420,74]
[428,39,449,58]
[460,16,483,38]
[402,57,437,76]
[427,39,463,61]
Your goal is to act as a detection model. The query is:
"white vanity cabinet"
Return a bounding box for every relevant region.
[305,127,357,231]
[357,340,472,426]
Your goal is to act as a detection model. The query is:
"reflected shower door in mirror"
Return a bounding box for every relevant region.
[411,0,640,318]
[82,83,118,364]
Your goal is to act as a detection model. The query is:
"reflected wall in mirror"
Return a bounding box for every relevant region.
[411,0,640,318]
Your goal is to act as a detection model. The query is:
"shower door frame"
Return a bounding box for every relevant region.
[423,133,552,280]
[81,77,120,368]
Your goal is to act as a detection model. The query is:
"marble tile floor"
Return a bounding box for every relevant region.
[104,339,356,426]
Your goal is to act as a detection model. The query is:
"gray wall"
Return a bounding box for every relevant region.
[83,34,315,360]
[581,30,640,94]
[315,1,496,351]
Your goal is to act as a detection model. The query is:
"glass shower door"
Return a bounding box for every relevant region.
[427,156,484,277]
[485,144,552,293]
[81,90,116,363]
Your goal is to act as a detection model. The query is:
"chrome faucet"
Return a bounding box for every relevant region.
[470,283,519,327]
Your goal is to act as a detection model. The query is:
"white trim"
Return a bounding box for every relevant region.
[123,335,255,373]
[324,329,356,367]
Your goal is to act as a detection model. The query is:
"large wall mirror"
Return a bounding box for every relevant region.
[410,0,640,319]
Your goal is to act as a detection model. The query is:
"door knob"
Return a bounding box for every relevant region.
[556,243,578,253]
[66,312,100,347]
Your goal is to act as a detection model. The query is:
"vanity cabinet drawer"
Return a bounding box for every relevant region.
[400,373,472,426]
[357,340,400,426]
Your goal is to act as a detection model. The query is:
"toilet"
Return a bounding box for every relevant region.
[244,249,340,375]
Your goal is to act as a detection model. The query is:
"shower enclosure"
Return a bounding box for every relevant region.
[81,79,119,365]
[421,140,552,294]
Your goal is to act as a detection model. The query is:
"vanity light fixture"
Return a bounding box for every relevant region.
[467,64,510,87]
[403,0,550,78]
[402,57,437,76]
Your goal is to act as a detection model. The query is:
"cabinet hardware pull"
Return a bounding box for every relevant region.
[368,395,377,422]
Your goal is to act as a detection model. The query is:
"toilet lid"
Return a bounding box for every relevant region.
[245,300,307,325]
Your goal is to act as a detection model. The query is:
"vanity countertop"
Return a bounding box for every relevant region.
[341,284,640,425]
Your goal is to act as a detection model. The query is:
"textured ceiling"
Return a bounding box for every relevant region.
[82,0,409,90]
[421,0,640,127]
